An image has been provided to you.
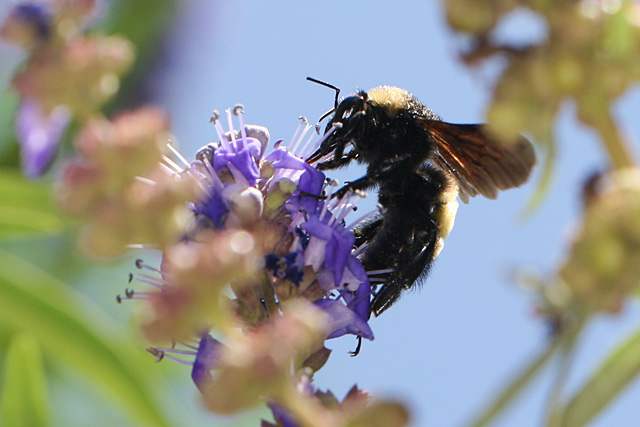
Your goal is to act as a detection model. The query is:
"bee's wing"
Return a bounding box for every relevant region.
[422,120,536,203]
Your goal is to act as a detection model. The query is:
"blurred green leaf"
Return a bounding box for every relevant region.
[468,337,561,427]
[0,93,19,166]
[561,325,640,427]
[0,169,65,237]
[0,333,50,427]
[0,248,176,426]
[100,0,178,112]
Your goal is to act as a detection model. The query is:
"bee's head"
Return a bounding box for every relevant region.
[325,90,368,135]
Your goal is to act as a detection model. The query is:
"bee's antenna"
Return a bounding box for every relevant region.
[307,77,340,110]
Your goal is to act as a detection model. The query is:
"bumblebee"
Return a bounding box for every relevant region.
[307,80,536,316]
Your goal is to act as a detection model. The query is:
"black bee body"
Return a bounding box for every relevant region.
[354,164,456,314]
[307,83,535,316]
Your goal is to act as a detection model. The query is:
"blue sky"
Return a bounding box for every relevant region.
[3,1,640,426]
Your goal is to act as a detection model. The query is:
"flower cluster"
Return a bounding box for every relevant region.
[1,0,133,177]
[118,108,395,424]
[530,168,640,330]
[3,3,406,423]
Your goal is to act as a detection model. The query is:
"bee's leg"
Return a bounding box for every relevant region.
[316,149,358,171]
[333,175,375,199]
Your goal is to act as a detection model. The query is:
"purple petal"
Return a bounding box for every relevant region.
[193,188,228,229]
[268,403,299,427]
[314,299,374,340]
[339,279,372,322]
[291,165,325,213]
[16,100,70,178]
[302,215,355,287]
[213,137,262,185]
[341,255,370,292]
[264,147,307,170]
[191,334,223,392]
[13,3,52,40]
[298,164,324,196]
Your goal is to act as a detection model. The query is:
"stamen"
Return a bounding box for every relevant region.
[226,161,250,186]
[334,202,356,224]
[305,123,339,161]
[352,241,369,256]
[233,104,248,143]
[327,192,351,226]
[134,176,156,186]
[126,244,159,249]
[134,277,164,290]
[181,342,199,351]
[158,354,193,365]
[367,268,394,275]
[347,207,379,230]
[116,288,136,303]
[298,125,319,159]
[289,117,307,150]
[318,179,339,221]
[226,109,237,148]
[162,155,183,173]
[211,111,231,152]
[158,161,177,176]
[135,259,161,273]
[146,347,197,365]
[147,348,165,362]
[290,120,312,155]
[166,142,191,169]
[152,347,197,356]
[200,156,224,192]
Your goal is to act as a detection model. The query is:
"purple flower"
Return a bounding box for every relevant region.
[339,279,372,322]
[302,214,355,289]
[191,334,224,392]
[15,99,70,178]
[265,147,325,214]
[314,299,374,340]
[212,136,262,186]
[192,189,228,229]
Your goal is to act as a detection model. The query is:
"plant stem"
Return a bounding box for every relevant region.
[595,110,636,170]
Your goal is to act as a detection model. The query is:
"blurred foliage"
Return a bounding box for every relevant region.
[0,0,186,425]
[0,169,64,237]
[0,333,50,427]
[443,0,640,425]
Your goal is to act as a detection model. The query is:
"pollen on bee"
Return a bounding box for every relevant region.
[367,86,413,116]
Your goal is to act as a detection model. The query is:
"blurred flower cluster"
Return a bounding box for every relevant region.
[1,2,410,425]
[445,0,640,337]
[444,1,640,424]
[1,0,133,177]
[446,0,640,152]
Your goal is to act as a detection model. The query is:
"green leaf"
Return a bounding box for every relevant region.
[0,333,50,427]
[0,169,65,237]
[0,248,176,426]
[561,324,640,427]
